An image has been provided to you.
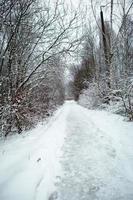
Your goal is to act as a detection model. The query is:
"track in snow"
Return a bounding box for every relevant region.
[55,102,133,200]
[0,101,133,200]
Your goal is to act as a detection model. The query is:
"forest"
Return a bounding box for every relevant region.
[0,0,133,137]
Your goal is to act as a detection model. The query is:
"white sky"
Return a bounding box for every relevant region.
[49,0,133,80]
[65,0,132,26]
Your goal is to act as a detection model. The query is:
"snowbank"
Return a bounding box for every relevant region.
[0,103,70,200]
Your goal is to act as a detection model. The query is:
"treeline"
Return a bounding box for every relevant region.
[0,0,78,136]
[71,1,133,120]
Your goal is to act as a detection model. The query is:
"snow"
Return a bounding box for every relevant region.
[1,101,133,200]
[0,103,70,200]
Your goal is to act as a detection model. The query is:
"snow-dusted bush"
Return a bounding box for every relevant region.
[78,82,102,109]
[78,79,133,120]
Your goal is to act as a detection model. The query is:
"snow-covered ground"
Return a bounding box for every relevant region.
[1,101,133,200]
[0,103,70,200]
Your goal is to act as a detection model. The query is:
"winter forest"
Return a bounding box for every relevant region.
[0,0,132,137]
[0,0,133,199]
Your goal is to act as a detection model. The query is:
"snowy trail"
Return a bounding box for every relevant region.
[56,102,133,200]
[1,101,133,200]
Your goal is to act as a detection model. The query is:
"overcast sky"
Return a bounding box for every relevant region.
[51,0,133,80]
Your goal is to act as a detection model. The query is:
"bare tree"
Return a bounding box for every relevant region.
[0,0,80,136]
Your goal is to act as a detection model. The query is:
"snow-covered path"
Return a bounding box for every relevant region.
[56,102,133,200]
[1,101,133,200]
